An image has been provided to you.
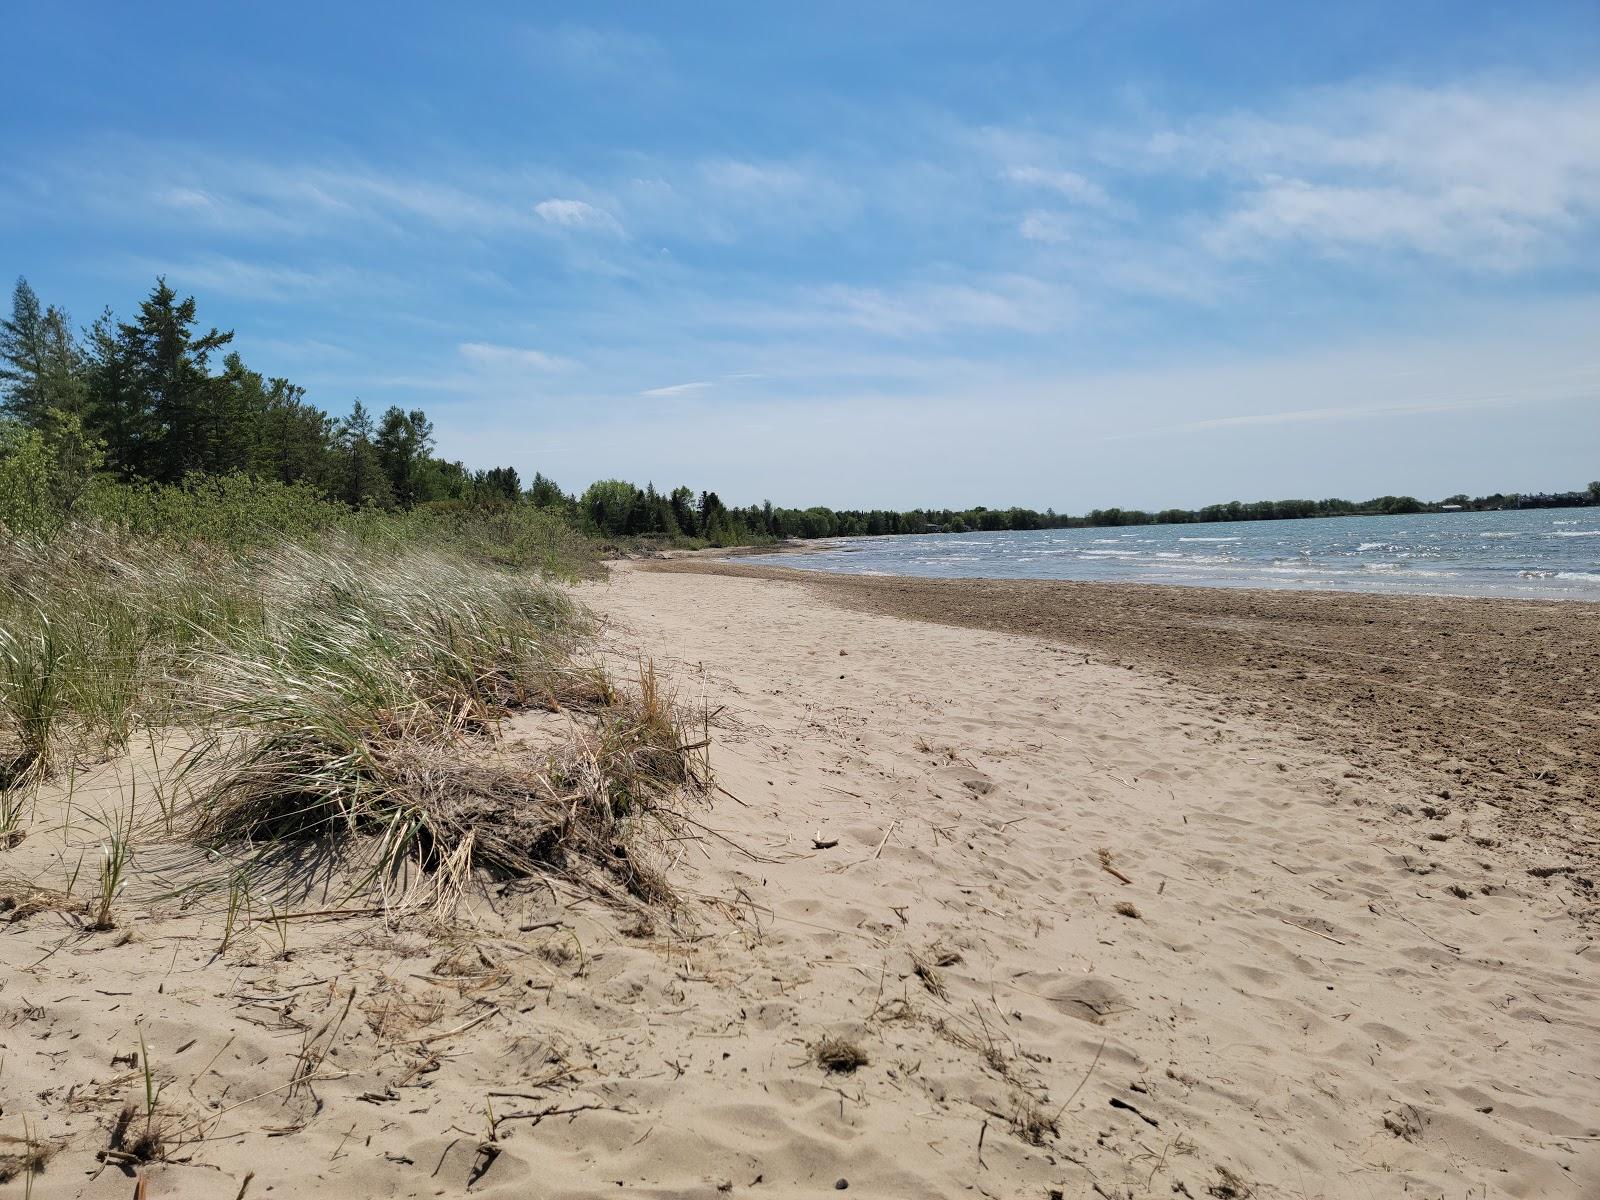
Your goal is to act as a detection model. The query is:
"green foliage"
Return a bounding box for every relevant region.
[0,423,58,539]
[76,473,357,549]
[390,501,601,579]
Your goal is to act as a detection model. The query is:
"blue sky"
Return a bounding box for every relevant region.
[2,1,1597,510]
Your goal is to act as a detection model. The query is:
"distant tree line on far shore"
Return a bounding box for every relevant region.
[565,480,1600,542]
[3,275,1596,549]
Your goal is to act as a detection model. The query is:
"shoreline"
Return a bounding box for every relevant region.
[644,559,1600,885]
[5,561,1596,1197]
[592,563,1600,1195]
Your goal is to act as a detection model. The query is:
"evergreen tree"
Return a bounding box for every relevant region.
[259,376,335,488]
[376,406,437,508]
[336,400,393,507]
[118,278,233,482]
[669,486,697,537]
[474,465,522,503]
[82,308,151,479]
[0,277,87,431]
[527,471,566,508]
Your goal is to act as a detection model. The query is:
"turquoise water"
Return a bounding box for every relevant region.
[756,507,1600,600]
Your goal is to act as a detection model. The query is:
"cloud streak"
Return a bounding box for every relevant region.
[1147,81,1600,267]
[458,342,579,371]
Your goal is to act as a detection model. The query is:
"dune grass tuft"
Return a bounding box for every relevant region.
[813,1035,870,1073]
[180,543,702,912]
[1,511,697,916]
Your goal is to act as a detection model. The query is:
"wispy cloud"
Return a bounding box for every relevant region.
[640,380,713,397]
[1146,81,1600,268]
[1110,395,1525,439]
[533,198,624,235]
[806,276,1074,337]
[458,341,578,371]
[151,255,368,300]
[1017,209,1074,244]
[1004,164,1111,208]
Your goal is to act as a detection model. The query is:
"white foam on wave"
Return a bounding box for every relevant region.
[1179,536,1241,543]
[1260,565,1356,576]
[1548,530,1600,537]
[1356,542,1387,551]
[1479,532,1517,538]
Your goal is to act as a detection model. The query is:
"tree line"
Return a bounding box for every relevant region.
[568,483,1600,542]
[0,276,529,514]
[4,275,1595,549]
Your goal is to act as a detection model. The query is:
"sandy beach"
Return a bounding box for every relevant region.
[3,562,1597,1197]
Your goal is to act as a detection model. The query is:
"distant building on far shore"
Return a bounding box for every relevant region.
[1440,504,1463,511]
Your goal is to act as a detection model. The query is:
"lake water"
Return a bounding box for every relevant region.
[755,506,1600,600]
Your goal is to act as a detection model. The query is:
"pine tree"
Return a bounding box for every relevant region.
[527,472,566,508]
[261,377,336,488]
[0,277,87,430]
[82,308,151,479]
[376,406,437,508]
[118,279,234,482]
[336,400,393,507]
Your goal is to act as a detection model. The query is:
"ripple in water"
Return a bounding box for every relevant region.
[753,507,1600,600]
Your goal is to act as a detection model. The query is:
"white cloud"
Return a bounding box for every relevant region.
[152,255,361,300]
[1149,81,1600,267]
[640,380,712,397]
[458,341,578,371]
[1018,209,1073,244]
[1004,164,1110,208]
[533,197,624,234]
[809,276,1072,337]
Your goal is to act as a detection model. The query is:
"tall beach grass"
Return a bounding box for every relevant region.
[0,478,698,912]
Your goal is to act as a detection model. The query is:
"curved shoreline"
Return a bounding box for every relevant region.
[642,558,1600,884]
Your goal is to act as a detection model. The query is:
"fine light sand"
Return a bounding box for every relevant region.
[3,562,1596,1197]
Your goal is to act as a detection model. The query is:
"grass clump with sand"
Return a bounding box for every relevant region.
[812,1035,870,1074]
[0,484,702,918]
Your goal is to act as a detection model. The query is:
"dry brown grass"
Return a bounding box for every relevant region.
[911,950,949,1000]
[188,630,707,915]
[1010,1094,1059,1146]
[0,878,83,922]
[0,1131,60,1185]
[812,1036,869,1073]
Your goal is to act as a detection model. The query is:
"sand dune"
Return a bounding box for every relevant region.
[2,562,1595,1197]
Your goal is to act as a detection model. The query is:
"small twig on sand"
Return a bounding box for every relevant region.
[873,821,898,860]
[268,908,384,922]
[490,1103,621,1137]
[1278,917,1346,946]
[395,1009,497,1047]
[1055,1038,1107,1122]
[1097,847,1134,886]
